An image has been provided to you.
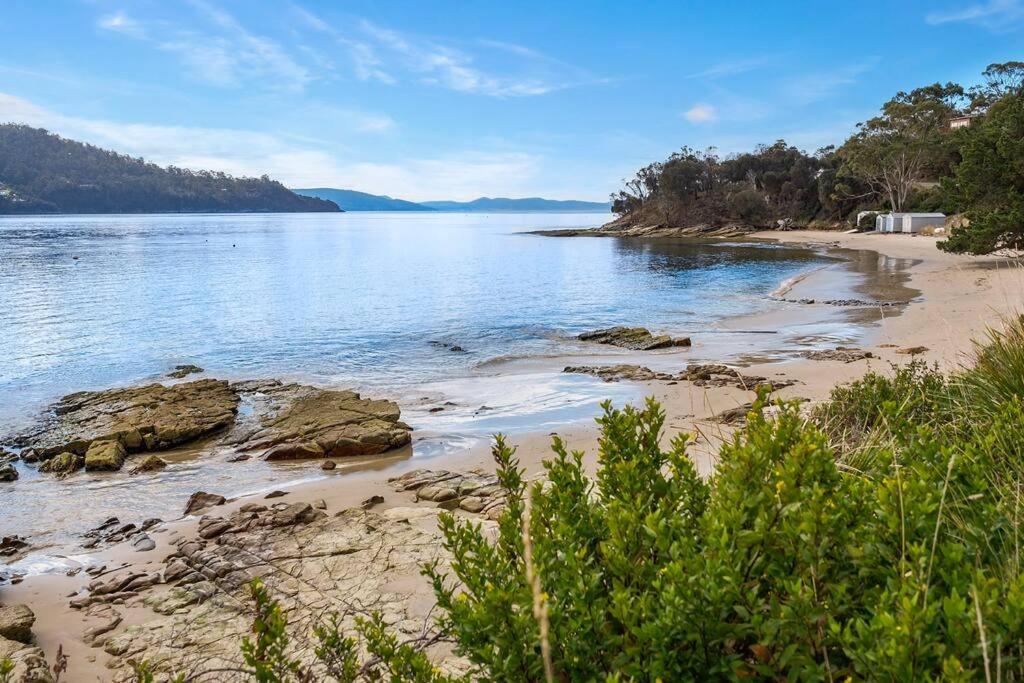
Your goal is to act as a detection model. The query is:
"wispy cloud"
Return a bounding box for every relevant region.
[687,57,773,80]
[293,5,602,97]
[97,11,146,39]
[97,3,312,91]
[926,0,1024,29]
[781,60,877,105]
[682,103,717,124]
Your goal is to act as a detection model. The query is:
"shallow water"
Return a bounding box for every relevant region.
[0,212,886,560]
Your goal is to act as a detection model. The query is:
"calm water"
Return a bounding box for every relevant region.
[0,212,856,561]
[0,212,830,434]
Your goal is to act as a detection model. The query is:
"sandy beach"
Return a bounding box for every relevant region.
[4,229,1024,680]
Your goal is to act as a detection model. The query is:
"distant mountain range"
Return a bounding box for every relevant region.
[293,188,611,213]
[0,125,339,214]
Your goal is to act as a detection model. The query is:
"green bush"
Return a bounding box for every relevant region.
[140,318,1024,681]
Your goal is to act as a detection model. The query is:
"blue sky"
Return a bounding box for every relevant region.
[1,1,1022,201]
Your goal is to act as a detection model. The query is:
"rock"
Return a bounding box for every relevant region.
[263,441,325,461]
[429,341,467,353]
[18,379,239,462]
[577,326,689,351]
[184,491,226,515]
[313,499,327,510]
[130,533,156,552]
[710,403,754,425]
[141,518,162,531]
[0,462,18,481]
[84,439,126,471]
[38,451,80,474]
[0,636,52,683]
[0,604,35,643]
[564,364,673,382]
[83,614,122,645]
[801,347,873,363]
[897,346,929,355]
[0,536,29,558]
[166,364,204,379]
[197,518,232,540]
[271,503,318,527]
[321,460,337,470]
[361,495,384,509]
[239,503,267,513]
[129,454,167,475]
[264,490,288,499]
[231,385,412,459]
[226,453,250,462]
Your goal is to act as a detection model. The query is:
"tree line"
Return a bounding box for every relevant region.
[612,61,1024,254]
[0,125,339,214]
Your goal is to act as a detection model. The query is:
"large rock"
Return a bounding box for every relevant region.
[184,491,226,515]
[84,440,126,471]
[129,455,167,475]
[18,379,240,465]
[229,384,411,459]
[578,326,690,351]
[0,463,17,482]
[0,636,52,683]
[38,451,80,474]
[0,604,35,643]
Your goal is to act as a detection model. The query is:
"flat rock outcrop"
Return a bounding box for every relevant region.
[578,326,691,351]
[0,604,35,643]
[564,362,795,391]
[17,379,240,466]
[226,381,411,460]
[564,364,674,382]
[389,469,508,518]
[800,347,873,363]
[81,501,468,679]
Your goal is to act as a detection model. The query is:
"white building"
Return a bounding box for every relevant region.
[875,213,946,234]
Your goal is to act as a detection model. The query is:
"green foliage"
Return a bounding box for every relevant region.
[0,658,13,683]
[202,317,1024,681]
[0,124,339,214]
[940,91,1024,254]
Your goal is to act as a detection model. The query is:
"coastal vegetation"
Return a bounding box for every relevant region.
[0,125,339,214]
[611,61,1024,255]
[91,315,1024,681]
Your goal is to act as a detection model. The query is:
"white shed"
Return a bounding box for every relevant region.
[876,213,945,234]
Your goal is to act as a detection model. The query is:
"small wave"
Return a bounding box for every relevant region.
[771,265,829,298]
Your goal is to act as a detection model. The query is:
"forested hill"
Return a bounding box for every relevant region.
[0,125,340,214]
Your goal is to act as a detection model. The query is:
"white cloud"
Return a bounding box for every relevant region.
[0,92,543,201]
[781,60,877,105]
[683,103,717,124]
[687,57,773,80]
[926,0,1024,29]
[97,11,146,38]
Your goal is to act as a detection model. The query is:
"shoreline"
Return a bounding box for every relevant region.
[4,230,1024,678]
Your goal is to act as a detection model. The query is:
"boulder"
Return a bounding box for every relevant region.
[233,386,411,459]
[0,463,17,482]
[130,455,167,475]
[18,379,239,461]
[578,326,690,351]
[0,604,35,643]
[184,491,226,515]
[801,347,873,363]
[38,451,80,474]
[84,440,126,471]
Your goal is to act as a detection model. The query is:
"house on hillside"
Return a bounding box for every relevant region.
[949,114,975,129]
[875,213,946,234]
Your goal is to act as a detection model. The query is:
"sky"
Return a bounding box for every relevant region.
[1,1,1022,202]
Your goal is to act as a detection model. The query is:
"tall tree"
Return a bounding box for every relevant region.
[839,83,964,212]
[940,90,1024,254]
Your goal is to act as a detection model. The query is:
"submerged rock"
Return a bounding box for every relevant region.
[564,364,674,382]
[578,326,691,351]
[19,379,240,470]
[166,364,204,379]
[129,454,167,475]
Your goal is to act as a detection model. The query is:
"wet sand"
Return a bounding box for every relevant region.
[5,230,1024,679]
